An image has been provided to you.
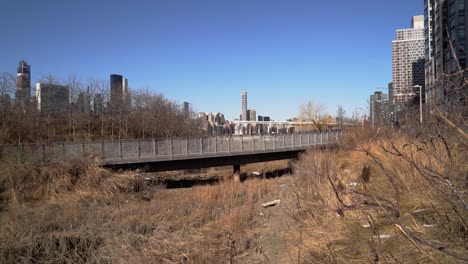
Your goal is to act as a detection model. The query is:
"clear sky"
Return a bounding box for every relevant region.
[1,0,423,120]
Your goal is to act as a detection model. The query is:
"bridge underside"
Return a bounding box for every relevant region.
[103,149,308,172]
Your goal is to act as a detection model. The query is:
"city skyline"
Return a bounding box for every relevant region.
[0,1,423,120]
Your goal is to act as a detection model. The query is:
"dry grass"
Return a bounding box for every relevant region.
[291,126,467,263]
[0,160,274,263]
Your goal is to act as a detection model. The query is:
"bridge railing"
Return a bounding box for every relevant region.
[0,130,342,164]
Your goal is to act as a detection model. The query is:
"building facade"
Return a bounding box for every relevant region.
[370,91,391,126]
[392,16,426,121]
[16,60,31,103]
[248,109,256,122]
[424,0,467,110]
[110,74,131,109]
[241,91,247,121]
[36,83,70,113]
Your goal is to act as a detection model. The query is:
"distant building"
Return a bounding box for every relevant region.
[76,88,91,113]
[16,60,31,103]
[36,83,70,113]
[183,102,190,117]
[110,74,131,109]
[0,93,11,110]
[248,109,256,122]
[93,93,104,114]
[263,116,271,122]
[392,15,425,121]
[241,91,247,121]
[258,115,264,121]
[370,91,391,126]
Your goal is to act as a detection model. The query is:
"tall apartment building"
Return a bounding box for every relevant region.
[392,16,426,121]
[370,91,391,126]
[36,83,70,113]
[16,60,31,103]
[94,93,104,114]
[241,91,247,121]
[424,0,467,108]
[110,74,131,109]
[183,101,190,117]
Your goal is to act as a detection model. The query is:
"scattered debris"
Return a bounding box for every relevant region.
[348,181,359,187]
[411,209,427,214]
[373,235,392,239]
[423,224,436,228]
[262,200,281,208]
[253,171,261,176]
[362,224,371,228]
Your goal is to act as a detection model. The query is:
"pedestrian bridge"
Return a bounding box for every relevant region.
[0,130,341,173]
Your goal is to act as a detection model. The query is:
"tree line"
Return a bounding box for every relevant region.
[0,73,202,144]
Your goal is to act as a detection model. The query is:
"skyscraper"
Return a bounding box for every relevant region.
[36,83,70,113]
[110,74,123,107]
[241,91,247,121]
[424,0,467,109]
[370,91,391,127]
[16,60,31,103]
[183,101,190,117]
[392,16,425,120]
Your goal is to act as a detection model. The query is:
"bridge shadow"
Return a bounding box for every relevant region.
[139,166,293,189]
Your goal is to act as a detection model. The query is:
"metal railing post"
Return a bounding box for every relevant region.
[119,140,122,159]
[137,139,141,158]
[240,136,243,152]
[228,136,231,153]
[262,135,265,151]
[320,132,323,145]
[169,138,173,158]
[299,133,302,147]
[273,134,276,149]
[292,133,294,148]
[214,136,217,153]
[153,139,156,157]
[282,134,285,149]
[200,138,203,155]
[185,138,188,156]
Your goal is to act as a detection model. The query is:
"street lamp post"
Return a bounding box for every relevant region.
[414,85,423,124]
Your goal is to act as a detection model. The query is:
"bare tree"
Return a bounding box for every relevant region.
[299,101,328,131]
[336,105,346,129]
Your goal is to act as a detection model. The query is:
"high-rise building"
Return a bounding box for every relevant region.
[110,74,123,107]
[370,91,391,126]
[94,93,104,114]
[248,109,256,122]
[392,15,425,120]
[16,60,31,103]
[76,89,91,113]
[241,91,247,121]
[183,102,190,117]
[36,83,70,113]
[424,0,467,109]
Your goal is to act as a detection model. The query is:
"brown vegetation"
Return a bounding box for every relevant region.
[0,160,279,263]
[291,123,467,263]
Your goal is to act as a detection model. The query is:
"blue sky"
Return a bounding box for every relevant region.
[1,0,423,120]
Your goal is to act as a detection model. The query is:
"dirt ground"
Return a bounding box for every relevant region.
[238,176,301,264]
